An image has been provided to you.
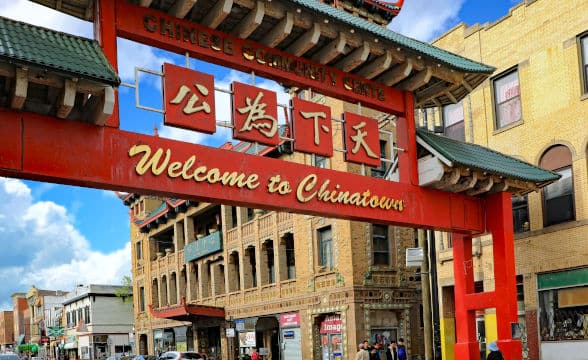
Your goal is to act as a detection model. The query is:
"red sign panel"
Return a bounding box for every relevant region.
[320,316,342,334]
[163,63,216,134]
[114,1,405,115]
[232,82,279,146]
[291,98,333,157]
[0,110,484,233]
[279,312,300,328]
[343,112,381,167]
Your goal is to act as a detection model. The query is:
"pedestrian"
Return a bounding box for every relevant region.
[369,343,381,360]
[386,340,397,360]
[355,342,369,360]
[396,338,407,360]
[487,341,505,360]
[250,347,259,360]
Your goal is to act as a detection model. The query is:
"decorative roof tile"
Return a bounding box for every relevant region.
[291,0,494,73]
[417,129,560,184]
[0,16,119,86]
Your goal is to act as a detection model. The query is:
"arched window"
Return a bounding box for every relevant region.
[540,145,574,226]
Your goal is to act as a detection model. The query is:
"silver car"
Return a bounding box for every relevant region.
[159,352,202,360]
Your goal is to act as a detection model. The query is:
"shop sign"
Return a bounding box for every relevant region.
[320,316,342,334]
[225,328,235,338]
[238,331,256,347]
[279,313,300,328]
[283,331,295,339]
[235,320,245,332]
[41,337,50,345]
[184,231,222,262]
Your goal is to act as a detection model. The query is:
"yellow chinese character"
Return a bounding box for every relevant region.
[300,111,329,145]
[237,92,278,138]
[350,121,378,158]
[169,83,211,114]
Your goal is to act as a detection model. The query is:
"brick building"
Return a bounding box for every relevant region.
[0,311,14,352]
[425,1,588,359]
[12,293,30,349]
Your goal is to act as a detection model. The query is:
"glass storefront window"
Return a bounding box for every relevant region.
[539,287,588,341]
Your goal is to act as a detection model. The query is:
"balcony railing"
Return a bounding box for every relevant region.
[258,212,274,239]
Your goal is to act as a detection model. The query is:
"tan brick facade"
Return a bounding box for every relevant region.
[127,102,429,360]
[0,311,14,351]
[429,0,588,359]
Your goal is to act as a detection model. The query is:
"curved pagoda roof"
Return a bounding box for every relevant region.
[31,0,494,108]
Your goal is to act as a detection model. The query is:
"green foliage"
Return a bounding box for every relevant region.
[115,275,133,303]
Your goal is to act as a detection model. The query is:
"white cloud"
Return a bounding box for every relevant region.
[0,0,92,37]
[0,178,131,310]
[389,0,466,41]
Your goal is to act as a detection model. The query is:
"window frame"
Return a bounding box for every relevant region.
[371,224,391,267]
[543,166,575,227]
[512,195,530,233]
[492,67,523,130]
[317,226,333,270]
[442,100,465,141]
[579,32,588,95]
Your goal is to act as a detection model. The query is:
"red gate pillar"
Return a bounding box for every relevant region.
[486,191,522,359]
[452,232,480,359]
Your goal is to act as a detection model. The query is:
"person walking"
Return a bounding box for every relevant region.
[487,341,505,360]
[355,342,370,360]
[396,338,407,360]
[385,341,397,360]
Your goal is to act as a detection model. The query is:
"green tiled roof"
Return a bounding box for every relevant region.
[290,0,494,74]
[417,129,560,184]
[0,16,120,86]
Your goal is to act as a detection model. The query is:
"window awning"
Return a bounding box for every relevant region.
[149,298,225,321]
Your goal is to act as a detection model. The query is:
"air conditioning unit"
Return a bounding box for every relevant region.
[406,247,424,267]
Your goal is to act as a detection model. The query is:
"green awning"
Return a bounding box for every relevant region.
[538,267,588,290]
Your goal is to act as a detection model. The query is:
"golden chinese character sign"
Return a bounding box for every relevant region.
[291,98,333,157]
[163,63,216,134]
[343,112,381,167]
[232,82,279,146]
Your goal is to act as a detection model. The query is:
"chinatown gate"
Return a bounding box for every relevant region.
[0,0,539,359]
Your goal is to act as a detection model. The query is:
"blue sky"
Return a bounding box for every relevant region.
[0,0,522,309]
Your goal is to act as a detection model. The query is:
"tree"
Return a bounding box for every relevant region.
[115,275,133,303]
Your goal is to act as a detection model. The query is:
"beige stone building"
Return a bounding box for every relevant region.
[426,1,588,359]
[124,110,426,359]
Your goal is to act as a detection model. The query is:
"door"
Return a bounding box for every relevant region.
[280,328,301,360]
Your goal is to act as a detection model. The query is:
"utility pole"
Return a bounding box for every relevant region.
[418,229,433,360]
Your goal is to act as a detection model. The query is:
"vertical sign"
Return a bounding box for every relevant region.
[163,63,216,134]
[232,82,279,146]
[343,112,381,167]
[291,98,332,157]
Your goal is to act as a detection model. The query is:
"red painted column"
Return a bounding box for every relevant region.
[452,232,480,359]
[94,0,120,128]
[396,91,418,185]
[486,191,522,359]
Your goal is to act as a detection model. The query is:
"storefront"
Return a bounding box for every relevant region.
[319,315,343,360]
[280,313,302,360]
[538,267,588,360]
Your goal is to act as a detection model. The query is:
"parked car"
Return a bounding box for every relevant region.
[0,354,19,360]
[158,352,202,360]
[133,355,158,360]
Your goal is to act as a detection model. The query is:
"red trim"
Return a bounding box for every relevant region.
[148,298,225,320]
[0,109,485,233]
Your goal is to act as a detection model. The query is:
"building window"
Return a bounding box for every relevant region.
[231,206,238,228]
[84,306,90,324]
[372,224,390,266]
[580,33,588,94]
[318,226,333,269]
[139,286,145,312]
[135,241,142,260]
[285,235,296,279]
[246,208,255,222]
[493,69,522,129]
[313,155,327,168]
[540,145,575,227]
[371,140,389,178]
[512,195,530,233]
[442,101,465,141]
[516,275,524,302]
